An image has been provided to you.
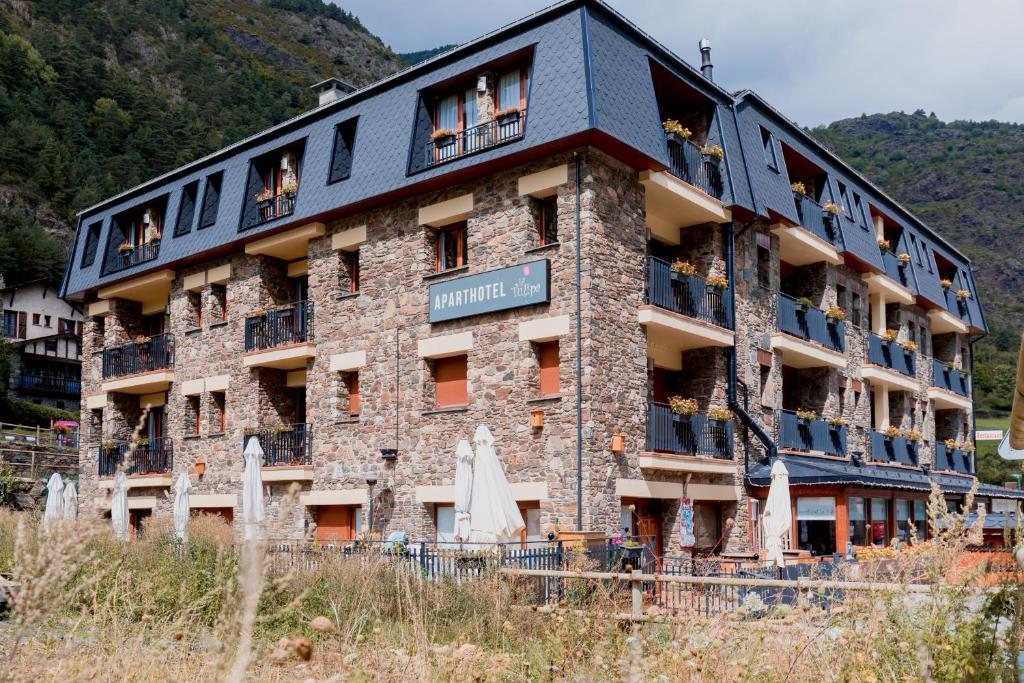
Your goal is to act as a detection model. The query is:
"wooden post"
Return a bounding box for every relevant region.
[30,451,36,480]
[631,569,642,619]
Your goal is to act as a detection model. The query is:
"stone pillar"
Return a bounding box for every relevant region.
[873,385,889,429]
[872,293,886,334]
[873,215,884,240]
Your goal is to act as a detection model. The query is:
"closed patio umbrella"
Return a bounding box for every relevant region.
[62,480,78,521]
[453,439,474,543]
[242,437,266,542]
[43,473,64,532]
[111,472,130,540]
[468,425,524,546]
[173,472,191,542]
[762,459,792,569]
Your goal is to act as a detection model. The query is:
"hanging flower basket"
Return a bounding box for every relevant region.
[881,425,902,440]
[790,181,807,196]
[662,119,691,140]
[795,296,814,311]
[880,328,899,343]
[670,260,697,277]
[822,202,844,217]
[826,417,846,430]
[900,340,918,353]
[876,237,891,252]
[707,407,733,423]
[939,278,953,290]
[668,396,698,419]
[700,144,724,162]
[705,275,729,290]
[955,289,971,300]
[897,252,911,265]
[795,409,817,423]
[825,304,846,321]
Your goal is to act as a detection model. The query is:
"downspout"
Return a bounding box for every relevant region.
[574,152,584,531]
[968,331,986,475]
[725,221,777,468]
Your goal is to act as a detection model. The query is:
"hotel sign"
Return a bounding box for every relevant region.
[429,259,550,323]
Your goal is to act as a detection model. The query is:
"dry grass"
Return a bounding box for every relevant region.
[0,483,1023,681]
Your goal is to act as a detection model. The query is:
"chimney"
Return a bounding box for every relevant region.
[699,38,713,81]
[310,77,356,107]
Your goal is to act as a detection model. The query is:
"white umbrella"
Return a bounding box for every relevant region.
[453,439,474,543]
[111,472,130,540]
[762,459,792,569]
[468,425,524,545]
[242,437,266,541]
[173,472,191,542]
[43,473,64,532]
[62,480,78,521]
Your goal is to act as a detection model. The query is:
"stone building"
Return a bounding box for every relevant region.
[60,0,1022,553]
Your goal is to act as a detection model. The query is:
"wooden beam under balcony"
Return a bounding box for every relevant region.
[242,343,316,370]
[96,269,175,314]
[639,170,730,244]
[244,222,325,261]
[928,387,973,412]
[772,222,842,266]
[100,369,175,395]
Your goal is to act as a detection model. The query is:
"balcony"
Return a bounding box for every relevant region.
[665,135,723,200]
[18,373,81,395]
[928,288,970,334]
[640,137,730,241]
[777,410,846,457]
[100,334,175,394]
[880,250,911,289]
[932,360,969,397]
[645,403,733,458]
[424,110,525,168]
[870,432,919,466]
[99,438,173,480]
[103,240,161,276]
[934,443,974,475]
[771,295,846,369]
[243,423,313,480]
[254,192,295,226]
[243,301,315,370]
[862,334,918,392]
[772,193,841,267]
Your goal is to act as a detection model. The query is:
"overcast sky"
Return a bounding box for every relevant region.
[337,0,1024,126]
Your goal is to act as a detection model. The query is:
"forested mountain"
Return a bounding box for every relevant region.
[398,44,457,66]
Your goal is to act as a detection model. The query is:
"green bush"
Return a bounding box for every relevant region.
[0,396,78,427]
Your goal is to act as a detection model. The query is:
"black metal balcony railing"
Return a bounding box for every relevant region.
[777,410,847,457]
[101,333,176,379]
[934,443,974,475]
[645,257,734,329]
[792,192,836,245]
[243,423,312,466]
[665,135,724,200]
[867,334,916,377]
[99,437,173,476]
[103,240,161,276]
[881,250,910,288]
[18,373,81,395]
[425,110,526,167]
[932,359,969,397]
[777,294,845,353]
[255,192,296,225]
[647,403,733,459]
[244,301,314,352]
[870,432,919,466]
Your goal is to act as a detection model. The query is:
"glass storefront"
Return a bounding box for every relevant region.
[849,497,867,546]
[796,497,836,556]
[895,499,911,542]
[870,498,888,546]
[914,500,927,541]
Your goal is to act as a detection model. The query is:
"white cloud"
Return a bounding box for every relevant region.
[337,0,1024,124]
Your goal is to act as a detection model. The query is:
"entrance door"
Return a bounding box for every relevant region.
[129,508,152,538]
[622,498,663,558]
[316,505,357,544]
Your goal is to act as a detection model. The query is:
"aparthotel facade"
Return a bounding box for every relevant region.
[61,0,1021,555]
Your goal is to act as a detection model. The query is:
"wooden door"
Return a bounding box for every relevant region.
[624,497,663,558]
[192,507,234,525]
[316,505,354,543]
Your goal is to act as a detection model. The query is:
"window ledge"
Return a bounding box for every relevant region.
[209,320,228,329]
[336,416,360,424]
[335,291,361,302]
[423,266,469,282]
[422,406,469,416]
[185,327,202,336]
[527,395,562,404]
[182,434,202,441]
[525,242,561,255]
[207,432,225,439]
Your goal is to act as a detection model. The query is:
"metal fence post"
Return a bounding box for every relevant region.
[631,569,643,620]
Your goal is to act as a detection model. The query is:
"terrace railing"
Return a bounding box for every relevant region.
[792,192,837,245]
[255,192,296,225]
[867,334,916,377]
[101,333,175,379]
[777,294,845,352]
[99,437,173,476]
[777,410,847,457]
[103,240,161,275]
[244,301,313,352]
[932,360,969,397]
[934,443,974,474]
[18,373,81,395]
[870,432,919,466]
[645,257,733,329]
[665,135,724,199]
[881,250,911,288]
[647,403,733,459]
[243,422,312,467]
[424,110,526,167]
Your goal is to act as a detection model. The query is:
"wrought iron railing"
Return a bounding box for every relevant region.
[881,250,910,288]
[243,423,312,466]
[101,333,175,379]
[792,192,837,245]
[244,301,313,352]
[99,437,173,476]
[665,135,724,199]
[424,110,526,167]
[777,410,846,457]
[255,192,296,225]
[645,257,733,329]
[934,443,974,474]
[777,294,845,352]
[647,403,733,459]
[103,240,161,275]
[18,374,81,394]
[870,432,919,466]
[867,334,916,377]
[932,359,969,397]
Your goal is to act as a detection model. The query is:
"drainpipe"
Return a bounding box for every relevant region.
[725,221,777,468]
[968,330,986,475]
[574,152,584,531]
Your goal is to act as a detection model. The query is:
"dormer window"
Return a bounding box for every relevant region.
[241,142,305,231]
[101,197,167,275]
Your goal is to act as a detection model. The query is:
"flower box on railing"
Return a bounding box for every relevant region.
[647,403,733,459]
[645,257,733,330]
[99,438,173,476]
[778,410,846,457]
[664,135,724,199]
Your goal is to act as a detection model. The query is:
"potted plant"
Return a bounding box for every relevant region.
[944,438,959,450]
[826,416,846,431]
[707,406,733,423]
[795,409,817,424]
[955,289,971,300]
[705,275,729,290]
[430,127,457,143]
[281,180,298,198]
[670,260,696,278]
[939,278,953,290]
[822,202,844,219]
[881,328,899,344]
[881,425,902,440]
[825,304,846,321]
[790,181,807,196]
[897,252,911,265]
[700,144,724,162]
[795,296,814,311]
[117,240,134,254]
[876,237,891,252]
[494,107,520,125]
[962,442,976,453]
[900,340,918,353]
[904,430,923,443]
[668,396,698,421]
[134,334,151,344]
[662,119,691,144]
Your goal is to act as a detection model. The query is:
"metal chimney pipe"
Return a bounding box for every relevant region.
[699,38,713,81]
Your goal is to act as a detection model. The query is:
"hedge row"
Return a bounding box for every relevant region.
[0,396,79,427]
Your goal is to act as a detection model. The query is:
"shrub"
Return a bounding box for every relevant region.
[0,396,78,427]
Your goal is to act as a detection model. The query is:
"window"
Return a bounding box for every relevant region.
[339,249,360,293]
[211,284,227,321]
[496,68,529,113]
[32,314,40,325]
[347,372,360,416]
[187,395,201,435]
[852,193,867,228]
[536,195,558,246]
[210,391,226,433]
[188,290,203,328]
[44,339,57,353]
[198,172,222,229]
[44,315,51,327]
[174,181,199,236]
[3,310,26,339]
[59,318,76,334]
[759,127,779,171]
[436,504,456,543]
[756,232,771,289]
[82,221,102,267]
[328,118,358,184]
[537,341,560,396]
[435,222,467,272]
[870,498,888,547]
[913,500,927,541]
[434,355,468,408]
[837,285,848,314]
[851,291,862,328]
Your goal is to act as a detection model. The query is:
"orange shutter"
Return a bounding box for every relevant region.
[435,355,468,408]
[538,341,560,396]
[316,505,354,542]
[348,373,360,416]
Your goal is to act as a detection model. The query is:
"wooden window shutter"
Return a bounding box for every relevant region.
[538,341,560,396]
[348,372,360,416]
[17,312,26,338]
[435,355,468,408]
